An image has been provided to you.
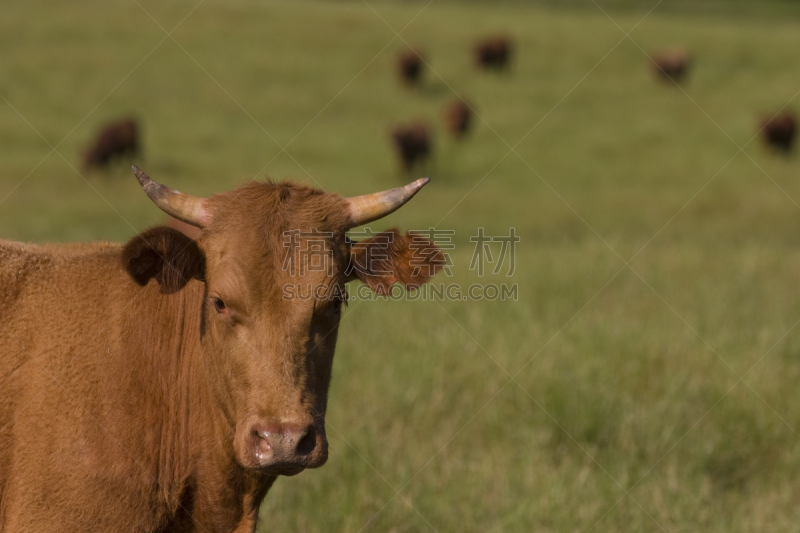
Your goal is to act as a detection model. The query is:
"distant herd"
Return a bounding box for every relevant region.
[649,47,795,153]
[81,35,796,177]
[388,34,510,173]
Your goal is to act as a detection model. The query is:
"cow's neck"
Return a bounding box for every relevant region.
[127,279,275,532]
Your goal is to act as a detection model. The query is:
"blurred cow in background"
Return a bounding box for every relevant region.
[650,48,691,83]
[397,49,425,88]
[390,121,432,173]
[759,111,797,153]
[443,99,474,140]
[82,118,140,171]
[474,35,513,72]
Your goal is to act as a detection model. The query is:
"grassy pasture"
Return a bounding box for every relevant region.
[3,0,800,531]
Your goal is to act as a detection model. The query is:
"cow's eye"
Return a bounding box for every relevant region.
[213,298,227,314]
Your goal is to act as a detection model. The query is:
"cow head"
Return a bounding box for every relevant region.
[122,167,443,476]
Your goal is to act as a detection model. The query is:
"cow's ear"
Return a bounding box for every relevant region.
[347,228,445,295]
[121,226,206,294]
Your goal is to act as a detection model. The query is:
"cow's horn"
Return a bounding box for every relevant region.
[346,177,430,227]
[132,166,211,228]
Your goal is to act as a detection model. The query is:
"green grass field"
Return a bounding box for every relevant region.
[4,0,800,531]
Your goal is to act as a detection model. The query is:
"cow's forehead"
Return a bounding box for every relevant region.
[204,181,349,238]
[199,181,351,276]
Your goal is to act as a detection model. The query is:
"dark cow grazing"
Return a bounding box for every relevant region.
[82,117,140,170]
[759,111,797,153]
[474,35,513,71]
[650,49,691,83]
[0,166,444,532]
[390,121,432,173]
[443,99,474,140]
[397,49,424,88]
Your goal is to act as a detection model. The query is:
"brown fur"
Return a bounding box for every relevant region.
[474,35,512,71]
[651,49,691,83]
[759,111,797,153]
[397,49,424,87]
[122,227,206,294]
[389,121,432,173]
[348,229,445,295]
[443,99,473,140]
[82,118,140,170]
[0,180,442,532]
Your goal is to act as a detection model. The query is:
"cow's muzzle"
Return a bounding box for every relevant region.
[242,420,328,475]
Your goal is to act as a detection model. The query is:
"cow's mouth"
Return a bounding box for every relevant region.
[261,464,307,477]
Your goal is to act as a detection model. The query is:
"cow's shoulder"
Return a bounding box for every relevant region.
[0,240,120,309]
[0,240,50,305]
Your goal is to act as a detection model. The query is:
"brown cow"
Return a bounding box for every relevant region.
[82,118,140,170]
[759,111,797,153]
[474,35,513,72]
[390,121,432,173]
[650,48,691,83]
[397,49,424,88]
[443,99,474,140]
[0,167,443,532]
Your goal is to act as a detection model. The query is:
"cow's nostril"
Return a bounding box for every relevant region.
[296,426,316,457]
